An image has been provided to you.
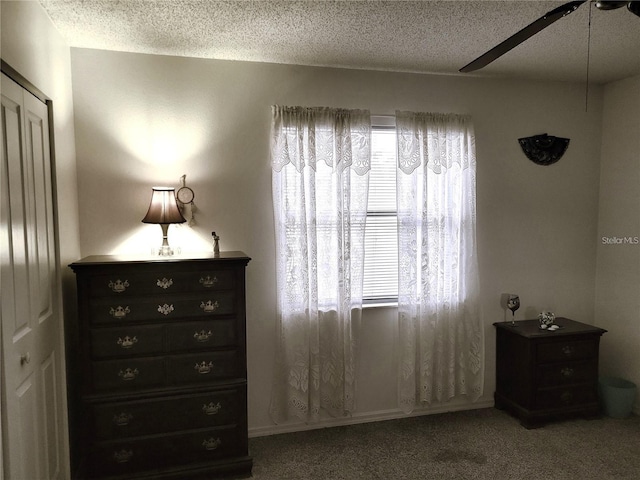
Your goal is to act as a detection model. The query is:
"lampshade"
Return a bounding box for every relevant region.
[142,187,185,256]
[142,187,186,224]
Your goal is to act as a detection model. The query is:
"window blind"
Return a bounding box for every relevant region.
[363,127,398,301]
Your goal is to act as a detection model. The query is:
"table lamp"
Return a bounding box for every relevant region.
[142,187,186,256]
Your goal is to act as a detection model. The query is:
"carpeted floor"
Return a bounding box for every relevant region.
[249,408,640,479]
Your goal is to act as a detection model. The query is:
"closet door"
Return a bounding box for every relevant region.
[1,73,66,479]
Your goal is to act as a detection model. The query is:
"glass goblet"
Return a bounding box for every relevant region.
[507,294,520,327]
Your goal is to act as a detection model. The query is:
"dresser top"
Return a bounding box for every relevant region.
[70,251,250,270]
[493,317,607,338]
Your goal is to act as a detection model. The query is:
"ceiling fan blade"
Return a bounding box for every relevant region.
[595,1,628,10]
[460,1,587,73]
[628,1,640,17]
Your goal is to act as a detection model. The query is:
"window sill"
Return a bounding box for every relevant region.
[363,301,398,309]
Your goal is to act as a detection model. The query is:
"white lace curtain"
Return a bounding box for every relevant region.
[269,106,371,423]
[395,111,484,412]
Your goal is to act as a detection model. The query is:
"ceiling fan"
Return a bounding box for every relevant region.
[460,1,640,73]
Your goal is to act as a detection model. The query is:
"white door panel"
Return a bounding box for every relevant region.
[1,72,65,480]
[15,375,39,480]
[41,352,62,479]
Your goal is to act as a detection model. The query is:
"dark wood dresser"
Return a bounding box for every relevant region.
[494,317,606,428]
[68,252,251,479]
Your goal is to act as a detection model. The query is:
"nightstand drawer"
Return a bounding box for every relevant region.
[537,361,596,387]
[168,351,240,385]
[167,319,237,351]
[91,325,164,358]
[537,339,597,363]
[535,385,597,409]
[89,270,236,297]
[89,291,236,324]
[88,425,244,477]
[92,387,244,440]
[92,357,165,392]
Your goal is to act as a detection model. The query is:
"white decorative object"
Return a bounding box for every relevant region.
[269,106,371,423]
[177,174,196,226]
[538,311,556,327]
[395,111,483,413]
[212,231,220,256]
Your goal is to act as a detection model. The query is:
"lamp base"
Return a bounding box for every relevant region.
[154,223,178,256]
[158,245,175,256]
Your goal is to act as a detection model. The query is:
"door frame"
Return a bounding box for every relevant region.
[1,58,70,479]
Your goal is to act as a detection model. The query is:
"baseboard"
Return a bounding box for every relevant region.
[248,399,495,438]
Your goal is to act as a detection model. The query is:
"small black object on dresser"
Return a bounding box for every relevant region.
[67,252,252,479]
[493,317,606,429]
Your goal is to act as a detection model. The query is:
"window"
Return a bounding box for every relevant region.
[363,117,398,303]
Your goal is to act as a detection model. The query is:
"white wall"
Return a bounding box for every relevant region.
[595,74,640,413]
[1,0,80,267]
[69,48,604,434]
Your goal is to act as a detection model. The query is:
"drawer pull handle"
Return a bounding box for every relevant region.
[200,300,219,313]
[109,306,131,318]
[200,275,219,288]
[113,449,133,463]
[113,412,134,426]
[202,402,222,415]
[118,368,139,381]
[117,336,138,349]
[158,303,175,315]
[202,437,222,451]
[156,277,173,289]
[562,345,575,357]
[560,367,574,378]
[194,330,213,342]
[108,279,129,293]
[560,391,573,404]
[195,361,213,374]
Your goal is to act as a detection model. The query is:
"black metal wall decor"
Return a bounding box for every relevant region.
[518,133,570,166]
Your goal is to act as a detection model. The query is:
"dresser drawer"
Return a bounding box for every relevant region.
[88,425,244,478]
[168,351,240,385]
[536,339,597,363]
[535,385,597,409]
[89,269,236,298]
[537,360,596,387]
[92,357,165,392]
[167,319,237,352]
[91,325,164,358]
[89,291,236,324]
[92,387,244,440]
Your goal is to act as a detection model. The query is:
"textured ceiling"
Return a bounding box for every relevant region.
[39,0,640,84]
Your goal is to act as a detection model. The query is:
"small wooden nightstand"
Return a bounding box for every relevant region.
[494,317,606,428]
